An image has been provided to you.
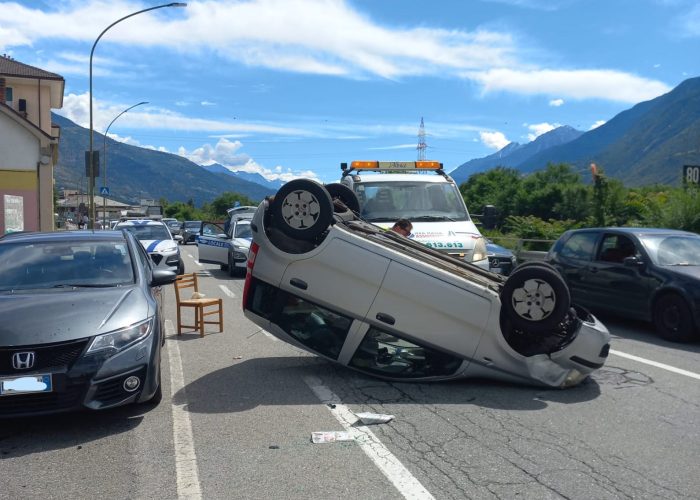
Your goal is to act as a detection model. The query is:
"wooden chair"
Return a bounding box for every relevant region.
[174,273,223,337]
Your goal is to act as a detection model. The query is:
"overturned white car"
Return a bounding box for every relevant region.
[242,179,611,387]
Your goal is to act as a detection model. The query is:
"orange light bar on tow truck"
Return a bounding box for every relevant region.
[349,160,442,170]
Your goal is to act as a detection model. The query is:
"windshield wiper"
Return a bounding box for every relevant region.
[52,283,117,288]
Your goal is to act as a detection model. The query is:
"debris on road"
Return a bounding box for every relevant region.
[354,412,395,425]
[311,431,353,444]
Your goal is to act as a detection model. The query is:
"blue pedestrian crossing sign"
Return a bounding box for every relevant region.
[99,186,110,196]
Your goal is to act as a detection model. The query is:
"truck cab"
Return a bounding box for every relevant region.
[340,160,488,269]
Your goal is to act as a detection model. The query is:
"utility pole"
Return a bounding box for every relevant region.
[417,117,427,161]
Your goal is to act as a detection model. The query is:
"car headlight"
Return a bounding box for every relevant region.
[471,236,488,262]
[87,318,154,355]
[159,244,178,253]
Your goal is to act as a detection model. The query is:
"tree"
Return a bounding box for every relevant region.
[459,167,523,227]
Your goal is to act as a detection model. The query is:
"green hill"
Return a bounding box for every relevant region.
[52,113,275,206]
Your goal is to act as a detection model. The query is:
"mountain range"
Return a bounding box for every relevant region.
[52,113,275,206]
[53,76,700,205]
[450,76,700,186]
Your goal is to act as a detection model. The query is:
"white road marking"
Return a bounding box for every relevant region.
[165,320,203,500]
[218,284,236,298]
[303,376,435,500]
[194,261,202,267]
[262,329,278,341]
[610,349,700,380]
[186,253,193,259]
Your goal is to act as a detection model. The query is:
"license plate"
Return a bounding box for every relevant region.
[0,374,52,396]
[491,267,503,274]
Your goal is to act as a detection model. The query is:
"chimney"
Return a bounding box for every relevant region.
[0,78,5,104]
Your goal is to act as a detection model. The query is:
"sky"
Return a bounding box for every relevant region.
[1,0,698,184]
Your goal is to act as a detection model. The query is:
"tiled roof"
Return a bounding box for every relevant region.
[0,55,64,81]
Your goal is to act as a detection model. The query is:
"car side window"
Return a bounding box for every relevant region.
[349,327,463,378]
[247,279,352,360]
[597,234,637,263]
[202,222,224,237]
[559,232,598,260]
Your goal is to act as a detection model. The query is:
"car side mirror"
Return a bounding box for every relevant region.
[623,256,644,267]
[151,269,177,286]
[173,234,183,241]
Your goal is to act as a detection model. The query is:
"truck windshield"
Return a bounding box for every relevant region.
[355,182,470,222]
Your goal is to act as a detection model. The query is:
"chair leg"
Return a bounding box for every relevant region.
[199,305,205,338]
[177,306,182,336]
[218,299,223,332]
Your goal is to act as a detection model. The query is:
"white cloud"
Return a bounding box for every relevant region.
[57,92,312,136]
[479,0,574,10]
[589,120,606,130]
[525,122,558,141]
[178,138,320,183]
[0,0,670,103]
[469,68,671,103]
[479,131,510,150]
[200,101,217,106]
[549,98,564,107]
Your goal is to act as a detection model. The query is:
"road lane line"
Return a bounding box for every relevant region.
[303,376,435,500]
[610,349,700,380]
[218,284,235,298]
[165,320,203,500]
[186,253,194,259]
[262,329,278,341]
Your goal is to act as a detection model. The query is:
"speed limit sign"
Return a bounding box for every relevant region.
[683,165,700,184]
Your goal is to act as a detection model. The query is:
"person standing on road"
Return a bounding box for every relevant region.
[390,218,413,237]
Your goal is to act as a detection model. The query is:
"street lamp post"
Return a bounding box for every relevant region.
[102,101,149,228]
[88,2,187,229]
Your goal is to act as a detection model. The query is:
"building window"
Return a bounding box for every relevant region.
[5,87,12,102]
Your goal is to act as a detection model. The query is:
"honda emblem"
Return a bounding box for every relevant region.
[12,352,35,370]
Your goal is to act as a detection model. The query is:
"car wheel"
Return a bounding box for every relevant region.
[228,253,237,277]
[324,182,361,215]
[269,179,333,240]
[220,263,229,271]
[178,260,185,275]
[653,294,697,342]
[513,260,558,273]
[501,265,571,333]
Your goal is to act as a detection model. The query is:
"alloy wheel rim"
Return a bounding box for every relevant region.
[280,189,321,229]
[512,278,556,321]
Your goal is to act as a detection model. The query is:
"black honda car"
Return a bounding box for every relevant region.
[545,227,700,342]
[0,230,176,417]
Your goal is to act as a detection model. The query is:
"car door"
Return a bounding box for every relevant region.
[196,221,230,266]
[581,232,653,316]
[549,230,600,309]
[364,260,492,364]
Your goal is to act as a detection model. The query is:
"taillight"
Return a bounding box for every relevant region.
[242,242,260,310]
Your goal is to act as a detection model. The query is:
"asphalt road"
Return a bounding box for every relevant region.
[2,247,699,500]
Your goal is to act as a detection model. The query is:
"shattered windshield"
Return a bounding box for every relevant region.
[355,181,470,222]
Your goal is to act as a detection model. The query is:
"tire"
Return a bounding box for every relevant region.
[142,370,162,406]
[324,183,361,215]
[501,265,571,333]
[220,264,229,271]
[178,261,185,275]
[269,179,333,240]
[653,294,697,342]
[513,260,558,273]
[228,253,237,277]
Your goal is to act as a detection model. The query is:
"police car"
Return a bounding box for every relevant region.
[197,214,253,277]
[338,161,489,269]
[114,219,184,275]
